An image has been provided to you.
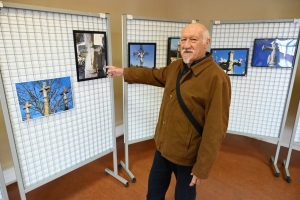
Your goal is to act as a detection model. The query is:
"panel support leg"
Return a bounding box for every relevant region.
[270,156,280,177]
[282,159,292,183]
[105,168,129,187]
[119,160,136,183]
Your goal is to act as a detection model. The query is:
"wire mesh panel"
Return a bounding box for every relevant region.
[123,16,192,144]
[211,21,300,139]
[0,5,114,192]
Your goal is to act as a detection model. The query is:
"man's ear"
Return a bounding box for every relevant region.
[204,38,210,49]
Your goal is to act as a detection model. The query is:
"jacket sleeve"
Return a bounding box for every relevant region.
[123,64,177,87]
[192,79,231,179]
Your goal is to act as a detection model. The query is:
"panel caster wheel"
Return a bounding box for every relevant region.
[118,164,122,169]
[275,172,280,177]
[125,182,129,187]
[132,178,136,183]
[286,177,292,183]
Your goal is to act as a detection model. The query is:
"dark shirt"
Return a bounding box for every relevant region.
[181,52,211,78]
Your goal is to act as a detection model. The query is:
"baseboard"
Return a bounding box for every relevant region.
[115,124,124,137]
[4,124,299,185]
[261,139,300,151]
[3,167,16,186]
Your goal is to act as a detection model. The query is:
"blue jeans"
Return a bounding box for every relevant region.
[146,150,196,200]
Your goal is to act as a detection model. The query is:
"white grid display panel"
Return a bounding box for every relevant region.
[211,22,300,138]
[127,84,163,143]
[0,8,113,190]
[126,19,189,144]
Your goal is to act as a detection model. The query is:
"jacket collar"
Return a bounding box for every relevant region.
[180,52,213,77]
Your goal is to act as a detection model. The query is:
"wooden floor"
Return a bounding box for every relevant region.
[6,134,300,200]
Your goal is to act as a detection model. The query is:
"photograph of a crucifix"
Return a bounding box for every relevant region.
[251,38,298,68]
[73,30,107,82]
[211,48,249,76]
[128,43,156,68]
[167,37,181,65]
[15,76,74,121]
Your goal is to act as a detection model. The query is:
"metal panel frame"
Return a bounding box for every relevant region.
[210,19,300,177]
[0,66,26,199]
[0,2,127,199]
[282,99,300,183]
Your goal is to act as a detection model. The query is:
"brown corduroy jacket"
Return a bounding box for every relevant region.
[123,55,231,179]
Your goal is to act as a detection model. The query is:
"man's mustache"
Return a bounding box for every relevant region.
[181,49,194,53]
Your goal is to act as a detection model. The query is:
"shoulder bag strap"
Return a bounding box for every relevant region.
[176,71,203,136]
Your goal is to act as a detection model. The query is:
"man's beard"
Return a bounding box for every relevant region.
[181,49,194,64]
[183,58,190,64]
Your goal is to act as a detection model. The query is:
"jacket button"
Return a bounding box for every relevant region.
[169,95,172,98]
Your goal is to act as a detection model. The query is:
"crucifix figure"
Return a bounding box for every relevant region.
[218,51,242,74]
[39,82,50,116]
[262,42,278,66]
[23,101,32,120]
[133,45,149,66]
[60,87,69,110]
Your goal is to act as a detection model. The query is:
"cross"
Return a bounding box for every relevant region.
[23,101,32,120]
[133,45,149,67]
[218,51,242,74]
[60,87,69,110]
[262,42,279,66]
[39,82,51,116]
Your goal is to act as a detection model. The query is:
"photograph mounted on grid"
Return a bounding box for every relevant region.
[211,48,249,76]
[128,43,156,68]
[166,37,181,65]
[251,38,298,68]
[73,30,108,82]
[15,76,74,121]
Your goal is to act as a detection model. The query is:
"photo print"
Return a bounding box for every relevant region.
[73,30,107,81]
[128,43,156,68]
[211,48,249,76]
[167,37,181,65]
[251,38,298,67]
[15,76,74,121]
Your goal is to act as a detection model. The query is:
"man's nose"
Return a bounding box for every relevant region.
[182,40,191,49]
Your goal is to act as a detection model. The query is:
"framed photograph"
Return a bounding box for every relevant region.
[73,30,107,82]
[128,43,156,68]
[15,76,74,121]
[211,48,249,76]
[251,38,298,67]
[167,37,181,65]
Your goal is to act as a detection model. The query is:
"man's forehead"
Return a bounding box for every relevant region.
[181,30,201,38]
[181,26,203,37]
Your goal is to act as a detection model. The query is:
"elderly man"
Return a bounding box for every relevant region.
[107,23,231,200]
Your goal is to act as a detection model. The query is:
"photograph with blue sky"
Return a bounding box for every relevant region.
[128,43,156,68]
[252,38,298,67]
[167,37,181,65]
[15,76,74,121]
[211,48,249,75]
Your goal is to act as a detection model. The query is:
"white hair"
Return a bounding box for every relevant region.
[202,29,210,44]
